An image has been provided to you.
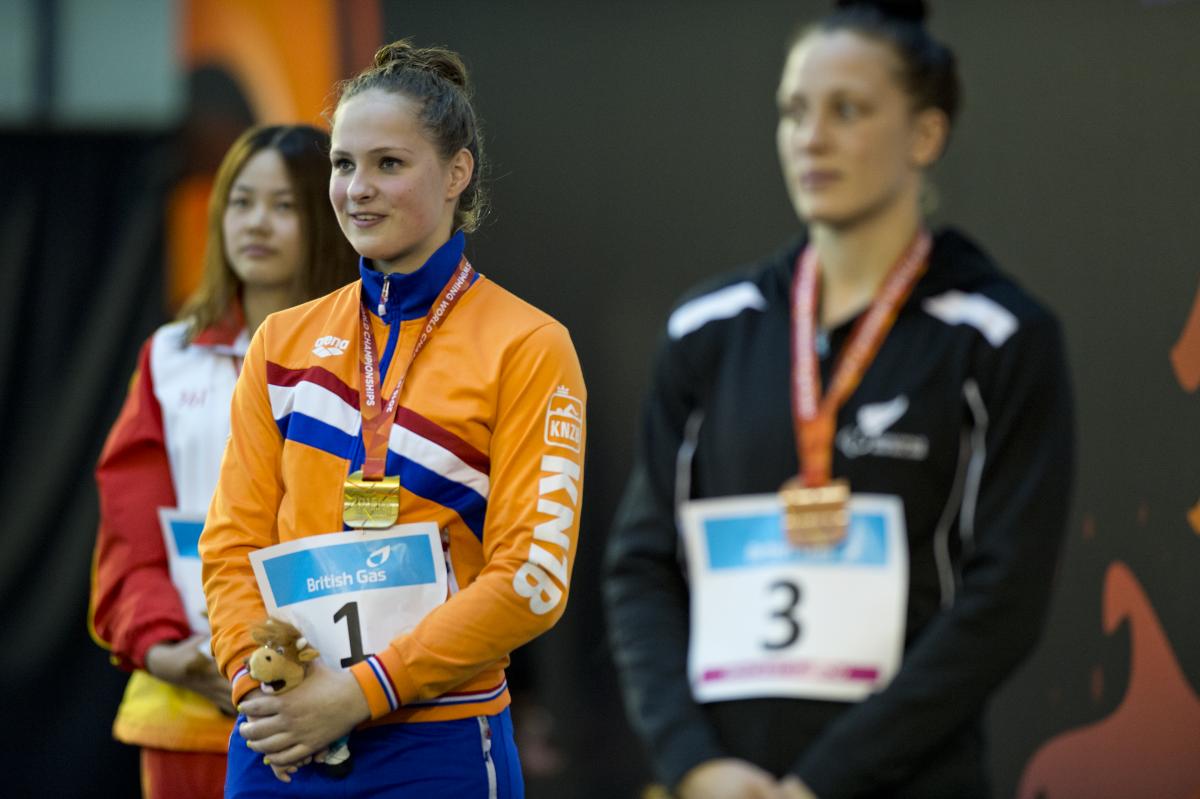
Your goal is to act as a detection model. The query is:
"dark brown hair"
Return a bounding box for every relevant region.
[333,39,487,233]
[793,0,961,126]
[179,124,358,340]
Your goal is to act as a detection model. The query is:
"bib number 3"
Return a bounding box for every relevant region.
[762,579,802,651]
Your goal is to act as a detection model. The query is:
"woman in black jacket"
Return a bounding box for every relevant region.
[604,2,1074,798]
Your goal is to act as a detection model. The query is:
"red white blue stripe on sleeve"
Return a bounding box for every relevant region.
[407,679,508,708]
[365,655,401,712]
[231,664,251,703]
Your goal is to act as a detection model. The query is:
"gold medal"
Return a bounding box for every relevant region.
[779,477,850,547]
[343,470,400,529]
[345,259,474,531]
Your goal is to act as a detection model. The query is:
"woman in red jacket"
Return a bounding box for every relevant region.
[89,124,357,799]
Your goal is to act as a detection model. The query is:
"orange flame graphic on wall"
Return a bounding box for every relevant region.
[167,0,382,311]
[1017,561,1200,799]
[1170,278,1200,394]
[1171,283,1200,535]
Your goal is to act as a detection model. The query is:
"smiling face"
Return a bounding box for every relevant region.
[329,89,473,274]
[776,30,947,231]
[222,148,303,290]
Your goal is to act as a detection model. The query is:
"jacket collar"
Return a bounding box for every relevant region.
[358,232,467,322]
[192,298,249,355]
[766,226,1000,305]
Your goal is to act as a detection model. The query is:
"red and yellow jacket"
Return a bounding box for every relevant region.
[201,233,586,724]
[89,308,246,752]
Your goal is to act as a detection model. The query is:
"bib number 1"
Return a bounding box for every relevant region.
[333,601,368,667]
[249,524,448,673]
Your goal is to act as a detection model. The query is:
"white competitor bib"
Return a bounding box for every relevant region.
[250,524,447,671]
[158,508,210,637]
[680,493,908,703]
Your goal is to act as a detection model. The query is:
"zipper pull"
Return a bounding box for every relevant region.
[378,279,390,317]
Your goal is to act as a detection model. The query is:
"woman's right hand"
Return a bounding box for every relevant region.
[236,661,369,772]
[144,634,236,715]
[677,758,783,799]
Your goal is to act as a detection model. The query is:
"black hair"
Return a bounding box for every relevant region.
[180,124,358,341]
[794,0,961,125]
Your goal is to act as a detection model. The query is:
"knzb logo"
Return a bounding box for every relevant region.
[544,386,583,453]
[312,335,349,358]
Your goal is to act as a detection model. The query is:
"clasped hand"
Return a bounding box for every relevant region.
[144,635,235,715]
[677,758,819,799]
[237,661,370,782]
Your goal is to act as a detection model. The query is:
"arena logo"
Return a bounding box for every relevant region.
[837,395,929,461]
[312,335,349,358]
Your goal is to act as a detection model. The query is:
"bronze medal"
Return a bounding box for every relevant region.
[784,231,931,549]
[343,470,401,529]
[779,476,850,547]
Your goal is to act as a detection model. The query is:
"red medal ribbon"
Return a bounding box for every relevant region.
[791,230,932,487]
[357,258,476,480]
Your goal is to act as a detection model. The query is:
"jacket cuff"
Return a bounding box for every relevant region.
[791,755,849,799]
[657,723,728,791]
[350,652,418,719]
[230,666,261,706]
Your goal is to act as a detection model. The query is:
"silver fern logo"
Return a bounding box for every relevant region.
[838,395,929,460]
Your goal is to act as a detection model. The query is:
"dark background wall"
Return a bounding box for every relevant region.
[381,1,1200,796]
[1,1,1197,797]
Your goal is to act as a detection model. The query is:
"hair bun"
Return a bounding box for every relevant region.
[834,0,928,24]
[372,39,471,92]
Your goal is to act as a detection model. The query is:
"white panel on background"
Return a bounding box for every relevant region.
[0,0,36,124]
[56,0,184,129]
[0,0,187,127]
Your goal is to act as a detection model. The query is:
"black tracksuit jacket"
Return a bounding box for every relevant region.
[604,228,1074,798]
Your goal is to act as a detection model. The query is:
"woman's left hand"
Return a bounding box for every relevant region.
[778,775,818,799]
[237,661,370,769]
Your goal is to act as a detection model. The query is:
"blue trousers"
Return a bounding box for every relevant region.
[225,707,524,798]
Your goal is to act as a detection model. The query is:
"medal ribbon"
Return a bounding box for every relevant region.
[791,230,932,487]
[357,258,476,480]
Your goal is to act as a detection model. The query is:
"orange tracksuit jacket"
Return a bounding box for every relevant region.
[200,234,586,724]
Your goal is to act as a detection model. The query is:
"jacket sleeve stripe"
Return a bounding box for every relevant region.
[405,679,508,707]
[667,282,767,340]
[365,655,400,711]
[921,290,1019,347]
[231,665,259,706]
